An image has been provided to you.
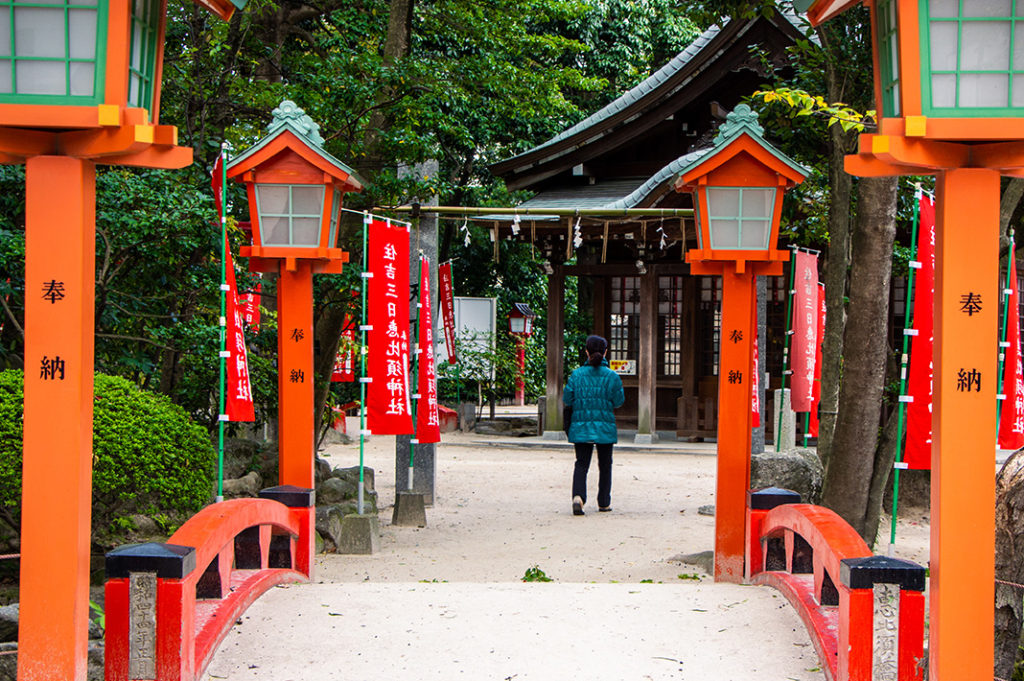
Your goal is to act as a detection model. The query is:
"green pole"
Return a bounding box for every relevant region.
[776,247,797,451]
[997,230,1016,428]
[889,185,923,549]
[358,212,370,515]
[216,143,228,502]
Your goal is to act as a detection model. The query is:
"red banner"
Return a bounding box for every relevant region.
[331,316,356,383]
[224,242,254,421]
[416,257,441,443]
[905,194,935,469]
[809,283,826,437]
[212,154,224,217]
[366,219,414,434]
[242,277,261,332]
[751,306,760,428]
[999,255,1024,449]
[438,261,457,364]
[790,250,819,412]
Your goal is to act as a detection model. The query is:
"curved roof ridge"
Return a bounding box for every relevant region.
[601,149,711,210]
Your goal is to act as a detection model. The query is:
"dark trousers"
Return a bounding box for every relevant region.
[572,442,613,508]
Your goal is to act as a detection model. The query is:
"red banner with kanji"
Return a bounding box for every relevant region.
[416,257,441,443]
[438,261,457,364]
[224,242,254,421]
[905,194,935,469]
[999,255,1024,449]
[790,250,819,412]
[751,306,760,428]
[366,219,413,434]
[241,277,261,332]
[331,316,356,383]
[809,283,826,437]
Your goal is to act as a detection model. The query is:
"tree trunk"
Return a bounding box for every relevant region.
[862,347,899,548]
[821,175,897,540]
[995,448,1024,680]
[816,122,857,470]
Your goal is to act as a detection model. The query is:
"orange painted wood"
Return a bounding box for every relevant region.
[156,579,194,681]
[931,168,998,681]
[150,0,168,124]
[897,0,922,117]
[98,143,193,169]
[675,135,807,189]
[838,585,874,681]
[745,507,768,581]
[19,156,96,681]
[225,131,361,191]
[277,262,316,489]
[104,0,131,109]
[759,503,872,588]
[899,590,926,681]
[714,269,755,582]
[102,579,131,681]
[0,105,108,130]
[863,134,970,170]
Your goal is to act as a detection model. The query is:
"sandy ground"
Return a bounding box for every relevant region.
[203,428,931,681]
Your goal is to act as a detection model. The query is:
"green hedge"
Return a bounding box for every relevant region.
[0,370,215,542]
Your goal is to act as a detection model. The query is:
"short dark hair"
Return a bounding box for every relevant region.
[585,335,608,367]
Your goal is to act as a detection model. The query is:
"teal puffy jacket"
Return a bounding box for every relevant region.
[563,358,625,444]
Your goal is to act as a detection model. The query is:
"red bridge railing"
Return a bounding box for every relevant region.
[103,485,315,681]
[746,487,927,681]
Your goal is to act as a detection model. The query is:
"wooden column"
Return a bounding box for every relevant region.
[714,267,755,583]
[20,156,96,681]
[544,266,565,436]
[635,266,657,442]
[930,168,998,679]
[277,261,315,489]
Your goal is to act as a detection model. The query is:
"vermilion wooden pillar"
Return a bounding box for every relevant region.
[20,156,96,681]
[714,268,755,582]
[930,168,998,680]
[276,262,315,490]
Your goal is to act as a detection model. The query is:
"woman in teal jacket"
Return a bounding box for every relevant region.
[563,335,624,515]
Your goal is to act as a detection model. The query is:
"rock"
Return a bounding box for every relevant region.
[222,471,262,499]
[332,466,374,493]
[697,505,715,517]
[222,438,261,480]
[87,641,103,681]
[474,417,538,437]
[128,514,160,536]
[668,550,714,574]
[750,448,823,504]
[0,604,16,642]
[318,477,357,504]
[314,457,332,485]
[0,642,15,681]
[316,506,345,552]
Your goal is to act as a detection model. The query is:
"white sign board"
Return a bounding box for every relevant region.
[436,296,497,379]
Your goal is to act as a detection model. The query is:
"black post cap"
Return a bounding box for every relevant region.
[840,555,927,592]
[259,484,315,508]
[748,487,802,510]
[105,542,197,579]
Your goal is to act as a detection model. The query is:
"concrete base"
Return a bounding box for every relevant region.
[337,514,380,555]
[773,389,796,453]
[541,430,568,441]
[392,491,427,527]
[633,432,659,445]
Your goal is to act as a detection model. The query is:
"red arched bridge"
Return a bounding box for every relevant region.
[102,485,925,681]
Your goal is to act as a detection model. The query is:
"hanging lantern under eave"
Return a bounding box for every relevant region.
[227,100,364,271]
[796,0,1024,141]
[0,0,245,132]
[675,105,809,275]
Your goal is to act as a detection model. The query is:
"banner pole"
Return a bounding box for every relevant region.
[409,255,425,491]
[216,143,228,503]
[776,247,797,450]
[358,212,370,515]
[888,184,923,550]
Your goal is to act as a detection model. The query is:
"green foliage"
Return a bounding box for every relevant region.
[521,565,553,582]
[677,573,702,580]
[0,370,215,544]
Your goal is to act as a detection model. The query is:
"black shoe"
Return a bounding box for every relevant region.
[572,496,585,516]
[598,506,612,512]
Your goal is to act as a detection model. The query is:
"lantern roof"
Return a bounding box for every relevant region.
[194,0,250,21]
[226,101,364,191]
[674,105,810,189]
[510,303,535,318]
[792,0,861,27]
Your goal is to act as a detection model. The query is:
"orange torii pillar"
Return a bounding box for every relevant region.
[20,156,96,681]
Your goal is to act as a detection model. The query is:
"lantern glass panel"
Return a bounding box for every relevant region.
[510,317,525,334]
[924,2,1024,115]
[0,0,103,103]
[327,188,340,247]
[706,186,775,251]
[127,0,160,113]
[255,183,326,247]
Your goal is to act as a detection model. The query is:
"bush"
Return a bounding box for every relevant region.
[0,370,215,546]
